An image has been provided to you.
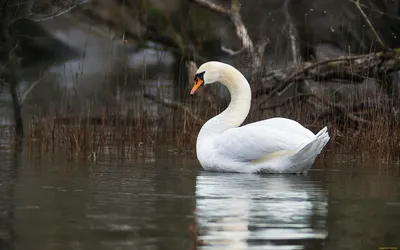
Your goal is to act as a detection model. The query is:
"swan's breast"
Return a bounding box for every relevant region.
[196,135,219,170]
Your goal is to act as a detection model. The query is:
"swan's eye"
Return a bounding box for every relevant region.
[190,71,205,95]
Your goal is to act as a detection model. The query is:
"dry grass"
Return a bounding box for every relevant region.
[16,86,400,163]
[1,57,399,162]
[27,109,157,158]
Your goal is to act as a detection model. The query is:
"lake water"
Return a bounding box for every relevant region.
[0,145,400,250]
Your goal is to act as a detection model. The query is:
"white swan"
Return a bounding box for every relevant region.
[190,61,330,174]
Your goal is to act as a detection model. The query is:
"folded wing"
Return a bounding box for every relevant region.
[214,118,316,162]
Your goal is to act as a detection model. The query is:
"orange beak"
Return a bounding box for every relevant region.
[190,77,204,95]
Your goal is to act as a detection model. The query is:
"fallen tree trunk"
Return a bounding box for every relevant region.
[254,49,400,98]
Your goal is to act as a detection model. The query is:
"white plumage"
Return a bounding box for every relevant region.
[191,61,330,173]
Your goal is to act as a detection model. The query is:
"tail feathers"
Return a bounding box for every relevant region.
[290,126,330,166]
[315,126,328,138]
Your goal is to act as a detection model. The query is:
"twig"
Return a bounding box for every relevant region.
[354,0,385,48]
[190,0,230,14]
[347,113,374,124]
[221,46,243,55]
[29,5,79,22]
[349,0,400,21]
[10,0,90,24]
[20,76,45,104]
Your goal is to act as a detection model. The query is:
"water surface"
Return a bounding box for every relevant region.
[0,146,399,250]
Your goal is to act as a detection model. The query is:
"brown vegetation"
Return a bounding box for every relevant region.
[1,0,400,162]
[23,57,400,162]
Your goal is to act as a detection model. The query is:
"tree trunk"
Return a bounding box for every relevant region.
[9,74,23,138]
[0,1,24,138]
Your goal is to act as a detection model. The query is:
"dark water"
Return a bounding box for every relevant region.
[0,146,400,250]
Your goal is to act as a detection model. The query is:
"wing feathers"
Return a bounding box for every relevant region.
[214,118,315,163]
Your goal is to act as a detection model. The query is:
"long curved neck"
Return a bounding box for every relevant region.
[200,66,251,135]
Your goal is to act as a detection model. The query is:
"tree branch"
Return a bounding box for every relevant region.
[190,0,231,15]
[283,0,299,66]
[76,1,209,64]
[29,0,90,22]
[354,0,385,48]
[254,49,400,98]
[348,0,400,21]
[20,75,45,104]
[9,0,90,25]
[191,0,254,53]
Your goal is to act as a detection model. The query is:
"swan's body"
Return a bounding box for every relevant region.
[191,61,330,174]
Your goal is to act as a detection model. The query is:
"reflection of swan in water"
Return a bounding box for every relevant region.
[194,173,328,249]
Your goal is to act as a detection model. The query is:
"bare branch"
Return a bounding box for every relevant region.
[20,75,45,104]
[283,0,299,66]
[349,0,400,21]
[354,0,385,48]
[28,0,90,22]
[221,46,242,56]
[190,0,230,15]
[191,0,254,53]
[9,0,90,25]
[229,1,253,53]
[255,49,400,98]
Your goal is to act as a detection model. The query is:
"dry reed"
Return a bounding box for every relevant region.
[19,85,400,163]
[1,58,398,162]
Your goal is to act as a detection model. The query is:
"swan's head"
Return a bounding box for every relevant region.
[190,61,223,95]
